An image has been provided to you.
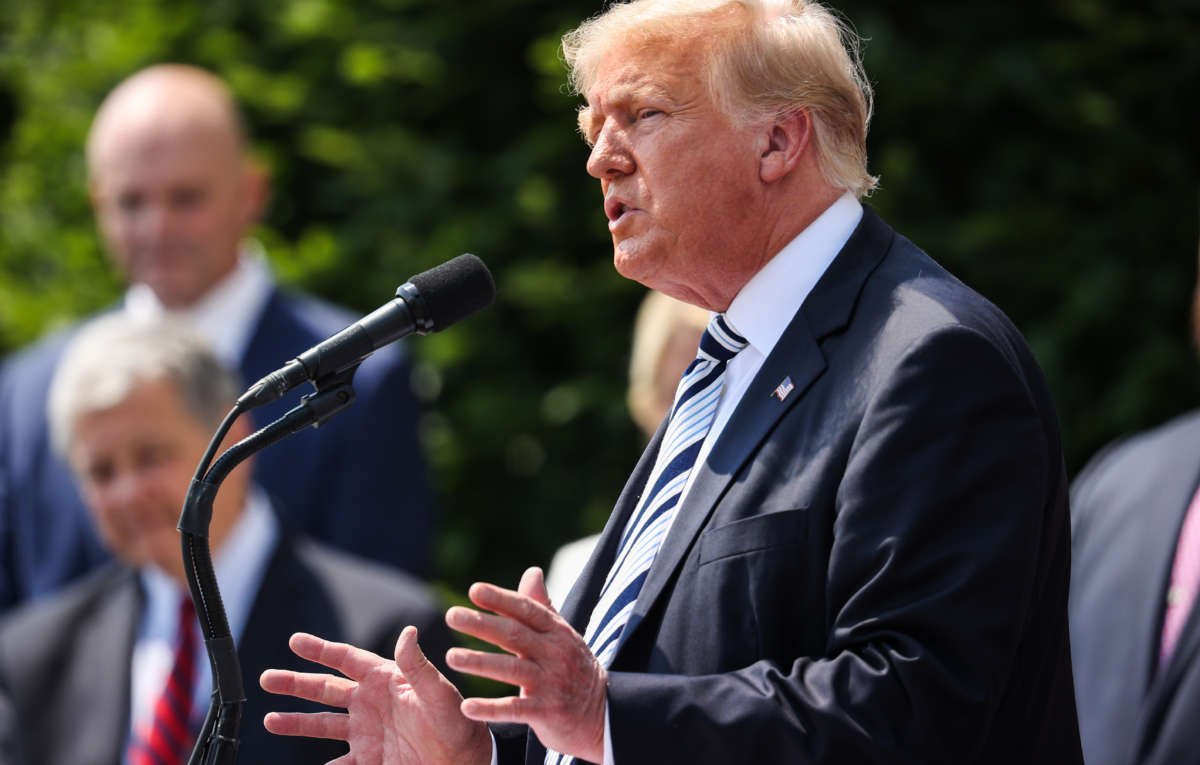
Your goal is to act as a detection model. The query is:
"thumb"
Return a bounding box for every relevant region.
[394,626,439,687]
[518,566,552,609]
[394,625,464,711]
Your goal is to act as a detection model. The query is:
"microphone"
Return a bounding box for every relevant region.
[238,253,495,409]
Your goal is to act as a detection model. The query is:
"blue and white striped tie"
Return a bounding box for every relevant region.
[545,313,747,765]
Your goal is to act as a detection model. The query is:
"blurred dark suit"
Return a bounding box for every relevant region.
[0,529,450,765]
[1071,409,1200,765]
[0,286,433,610]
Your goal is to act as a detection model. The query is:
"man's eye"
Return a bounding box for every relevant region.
[637,109,663,120]
[87,462,115,486]
[116,193,144,213]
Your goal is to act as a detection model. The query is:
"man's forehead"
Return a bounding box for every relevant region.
[584,48,703,126]
[91,119,238,186]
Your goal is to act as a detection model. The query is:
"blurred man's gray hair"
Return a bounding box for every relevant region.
[47,314,240,457]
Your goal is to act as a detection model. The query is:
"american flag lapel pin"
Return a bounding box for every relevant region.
[772,376,795,402]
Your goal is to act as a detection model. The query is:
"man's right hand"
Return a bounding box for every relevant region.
[260,626,492,765]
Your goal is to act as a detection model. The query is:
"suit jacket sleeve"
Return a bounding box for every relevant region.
[604,324,1061,764]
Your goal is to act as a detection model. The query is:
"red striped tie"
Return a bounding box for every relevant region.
[129,594,198,765]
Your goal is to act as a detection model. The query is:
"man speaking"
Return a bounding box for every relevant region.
[260,0,1084,762]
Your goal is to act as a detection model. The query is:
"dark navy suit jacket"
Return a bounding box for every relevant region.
[1070,409,1200,765]
[0,530,452,765]
[0,287,433,611]
[497,208,1082,764]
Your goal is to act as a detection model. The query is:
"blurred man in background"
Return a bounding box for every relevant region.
[1070,239,1200,765]
[0,316,450,765]
[0,64,433,613]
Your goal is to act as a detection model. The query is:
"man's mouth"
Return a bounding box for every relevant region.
[605,197,634,224]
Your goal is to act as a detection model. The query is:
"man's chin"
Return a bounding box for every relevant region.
[612,243,660,288]
[141,277,204,309]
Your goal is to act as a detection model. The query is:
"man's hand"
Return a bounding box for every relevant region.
[259,626,492,765]
[446,566,607,763]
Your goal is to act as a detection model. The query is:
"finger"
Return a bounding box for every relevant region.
[467,581,557,633]
[394,626,460,705]
[289,632,386,682]
[518,566,553,608]
[263,710,351,741]
[459,694,539,724]
[446,647,538,687]
[259,669,356,707]
[445,606,539,656]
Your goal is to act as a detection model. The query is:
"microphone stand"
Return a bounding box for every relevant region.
[178,367,359,765]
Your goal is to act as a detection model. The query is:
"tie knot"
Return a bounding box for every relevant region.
[698,314,748,364]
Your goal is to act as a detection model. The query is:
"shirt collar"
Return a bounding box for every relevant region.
[123,241,275,366]
[725,192,863,358]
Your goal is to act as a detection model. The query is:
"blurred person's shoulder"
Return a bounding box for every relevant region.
[0,562,132,670]
[0,322,85,400]
[1071,408,1200,533]
[291,536,441,622]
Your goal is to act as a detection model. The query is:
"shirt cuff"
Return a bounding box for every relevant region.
[488,703,610,765]
[603,700,614,765]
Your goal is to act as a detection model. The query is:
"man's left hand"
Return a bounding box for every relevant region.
[446,566,607,763]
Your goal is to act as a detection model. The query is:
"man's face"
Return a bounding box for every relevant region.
[68,378,211,578]
[583,41,765,309]
[90,126,252,308]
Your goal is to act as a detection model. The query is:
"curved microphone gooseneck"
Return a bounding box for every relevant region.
[177,254,495,764]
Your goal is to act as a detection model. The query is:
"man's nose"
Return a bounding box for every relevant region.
[586,123,634,179]
[134,203,172,243]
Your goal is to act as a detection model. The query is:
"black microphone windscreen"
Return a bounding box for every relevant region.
[408,253,496,331]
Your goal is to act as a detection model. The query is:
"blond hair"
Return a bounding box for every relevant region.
[562,0,877,197]
[627,291,711,437]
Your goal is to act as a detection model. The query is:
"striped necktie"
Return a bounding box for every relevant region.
[545,313,747,765]
[128,594,198,765]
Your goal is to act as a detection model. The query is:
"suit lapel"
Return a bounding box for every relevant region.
[1133,460,1200,759]
[1139,475,1200,693]
[610,207,895,660]
[77,570,140,763]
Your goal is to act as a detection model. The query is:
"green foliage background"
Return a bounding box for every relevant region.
[1,0,1198,601]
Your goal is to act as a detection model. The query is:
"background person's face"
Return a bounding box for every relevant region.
[68,378,211,579]
[91,126,251,308]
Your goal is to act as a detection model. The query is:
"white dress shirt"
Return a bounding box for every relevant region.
[123,242,275,367]
[128,489,279,758]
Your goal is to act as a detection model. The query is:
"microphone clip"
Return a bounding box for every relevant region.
[302,365,359,428]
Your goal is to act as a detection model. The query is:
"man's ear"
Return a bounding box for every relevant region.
[238,157,271,229]
[759,108,812,183]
